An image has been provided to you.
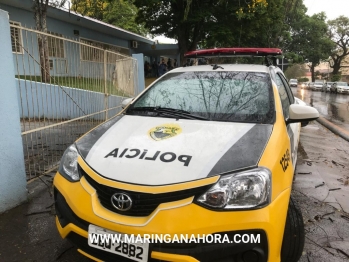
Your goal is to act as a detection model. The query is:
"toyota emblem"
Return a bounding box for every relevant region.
[111,193,132,211]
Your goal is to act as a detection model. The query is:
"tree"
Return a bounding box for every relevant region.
[284,64,306,80]
[71,0,148,36]
[240,0,307,49]
[103,1,148,36]
[33,0,67,83]
[71,0,106,20]
[288,13,333,82]
[202,0,310,57]
[133,0,268,62]
[327,16,349,75]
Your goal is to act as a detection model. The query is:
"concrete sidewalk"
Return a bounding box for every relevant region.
[0,121,348,262]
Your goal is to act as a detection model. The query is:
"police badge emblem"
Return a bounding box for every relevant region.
[148,124,182,141]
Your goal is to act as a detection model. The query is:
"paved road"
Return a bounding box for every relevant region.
[292,86,349,131]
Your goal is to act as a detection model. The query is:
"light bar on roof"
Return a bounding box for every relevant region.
[184,48,282,58]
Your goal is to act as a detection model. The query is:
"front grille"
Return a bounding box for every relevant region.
[79,165,212,217]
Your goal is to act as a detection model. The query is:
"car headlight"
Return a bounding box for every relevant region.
[58,144,80,182]
[196,167,271,210]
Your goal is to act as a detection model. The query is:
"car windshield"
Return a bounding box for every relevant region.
[127,71,275,123]
[315,80,323,83]
[337,82,348,86]
[290,79,297,82]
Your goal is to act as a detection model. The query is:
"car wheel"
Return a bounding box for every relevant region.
[281,196,305,262]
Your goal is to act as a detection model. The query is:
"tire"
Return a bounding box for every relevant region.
[281,196,305,262]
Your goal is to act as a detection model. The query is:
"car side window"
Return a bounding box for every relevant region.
[279,74,295,104]
[275,74,290,119]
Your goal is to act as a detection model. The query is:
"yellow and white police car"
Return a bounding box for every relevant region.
[54,48,319,262]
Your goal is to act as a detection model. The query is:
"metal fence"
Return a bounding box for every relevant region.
[10,24,138,180]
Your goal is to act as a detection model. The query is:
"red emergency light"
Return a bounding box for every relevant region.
[184,48,282,58]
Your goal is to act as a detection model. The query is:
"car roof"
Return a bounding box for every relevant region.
[169,64,270,73]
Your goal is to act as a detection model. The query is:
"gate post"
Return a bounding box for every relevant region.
[104,49,108,120]
[0,9,27,213]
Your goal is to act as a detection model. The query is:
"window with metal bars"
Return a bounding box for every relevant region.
[9,21,23,54]
[80,38,130,62]
[47,31,65,58]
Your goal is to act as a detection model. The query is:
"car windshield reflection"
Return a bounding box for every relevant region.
[127,71,275,124]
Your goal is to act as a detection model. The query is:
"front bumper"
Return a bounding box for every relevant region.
[337,89,349,94]
[54,171,291,262]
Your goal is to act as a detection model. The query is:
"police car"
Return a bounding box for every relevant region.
[54,48,319,262]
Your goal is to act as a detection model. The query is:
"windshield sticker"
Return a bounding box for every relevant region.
[148,124,182,141]
[104,148,192,166]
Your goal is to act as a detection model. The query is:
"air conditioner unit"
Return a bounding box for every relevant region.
[132,41,138,48]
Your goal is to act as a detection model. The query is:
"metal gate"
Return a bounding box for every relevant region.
[10,24,139,180]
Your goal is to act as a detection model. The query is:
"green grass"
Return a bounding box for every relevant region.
[17,75,131,97]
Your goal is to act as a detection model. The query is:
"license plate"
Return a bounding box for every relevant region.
[88,225,149,262]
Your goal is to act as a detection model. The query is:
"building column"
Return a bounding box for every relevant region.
[0,9,27,213]
[132,53,145,94]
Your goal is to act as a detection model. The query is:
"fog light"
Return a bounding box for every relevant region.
[242,250,259,262]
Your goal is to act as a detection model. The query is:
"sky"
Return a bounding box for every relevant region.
[303,0,348,20]
[152,35,177,44]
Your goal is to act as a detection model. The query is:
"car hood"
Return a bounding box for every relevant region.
[76,115,273,185]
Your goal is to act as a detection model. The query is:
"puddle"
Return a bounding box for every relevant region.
[295,90,349,126]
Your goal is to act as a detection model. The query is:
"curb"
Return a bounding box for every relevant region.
[316,116,349,142]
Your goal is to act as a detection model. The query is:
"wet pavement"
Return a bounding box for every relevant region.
[0,175,91,262]
[292,86,349,131]
[295,121,349,262]
[0,122,349,262]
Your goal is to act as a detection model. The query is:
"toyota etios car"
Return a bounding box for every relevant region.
[54,48,319,262]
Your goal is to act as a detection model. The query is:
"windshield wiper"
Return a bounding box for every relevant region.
[211,64,224,70]
[127,106,209,120]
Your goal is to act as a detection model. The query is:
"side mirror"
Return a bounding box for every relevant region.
[121,97,134,109]
[286,104,319,125]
